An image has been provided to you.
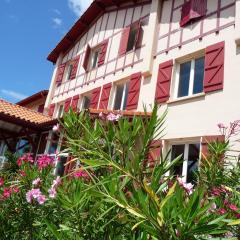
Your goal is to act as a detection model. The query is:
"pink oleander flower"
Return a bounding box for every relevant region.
[37,155,54,170]
[73,169,89,179]
[211,187,221,197]
[26,188,47,205]
[217,123,227,129]
[236,213,240,219]
[12,187,20,193]
[52,124,60,132]
[228,204,238,212]
[0,177,4,187]
[224,199,229,206]
[32,178,42,186]
[3,188,12,199]
[37,194,47,205]
[19,170,26,177]
[106,113,121,121]
[99,112,105,120]
[52,176,61,188]
[177,177,194,195]
[48,187,57,199]
[17,153,34,166]
[218,208,227,215]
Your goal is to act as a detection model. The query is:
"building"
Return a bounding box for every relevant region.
[17,90,48,113]
[44,0,240,181]
[0,0,239,181]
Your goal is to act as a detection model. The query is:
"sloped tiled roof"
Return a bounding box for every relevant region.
[0,99,52,127]
[17,90,48,106]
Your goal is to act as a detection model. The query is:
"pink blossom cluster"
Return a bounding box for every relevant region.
[17,153,34,166]
[73,169,90,180]
[0,186,20,200]
[218,120,240,140]
[26,188,46,205]
[177,177,194,195]
[37,155,54,170]
[52,123,60,132]
[48,176,61,199]
[99,112,122,121]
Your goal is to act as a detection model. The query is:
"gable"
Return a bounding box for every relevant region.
[47,0,151,63]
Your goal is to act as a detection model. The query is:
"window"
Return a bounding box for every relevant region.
[47,133,59,155]
[82,96,91,110]
[66,64,73,81]
[16,139,31,155]
[171,143,200,183]
[91,48,100,69]
[113,82,129,110]
[127,25,138,52]
[57,105,64,118]
[175,57,204,98]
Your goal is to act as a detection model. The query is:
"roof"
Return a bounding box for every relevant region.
[17,90,48,106]
[0,99,52,129]
[47,0,151,63]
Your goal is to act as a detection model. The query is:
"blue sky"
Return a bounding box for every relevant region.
[0,0,92,103]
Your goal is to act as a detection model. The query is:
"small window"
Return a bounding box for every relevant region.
[171,143,200,183]
[82,96,91,110]
[66,64,73,80]
[127,25,138,52]
[48,133,59,155]
[113,82,129,110]
[91,48,100,69]
[57,105,64,118]
[176,57,204,98]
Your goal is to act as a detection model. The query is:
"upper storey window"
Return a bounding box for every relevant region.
[176,57,205,98]
[180,0,207,27]
[66,64,73,81]
[91,47,101,69]
[119,21,143,56]
[113,82,129,111]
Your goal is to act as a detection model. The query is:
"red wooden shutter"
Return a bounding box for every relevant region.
[118,27,130,56]
[83,45,91,71]
[204,41,225,93]
[71,95,79,112]
[155,60,173,103]
[89,87,101,109]
[126,72,142,110]
[99,83,112,109]
[70,55,80,80]
[48,104,55,117]
[180,0,207,27]
[201,135,225,159]
[148,140,162,162]
[55,64,66,85]
[37,104,44,113]
[64,98,72,112]
[98,40,109,67]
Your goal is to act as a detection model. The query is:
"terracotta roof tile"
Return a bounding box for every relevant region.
[0,99,52,126]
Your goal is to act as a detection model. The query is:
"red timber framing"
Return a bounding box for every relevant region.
[52,4,149,99]
[155,0,235,57]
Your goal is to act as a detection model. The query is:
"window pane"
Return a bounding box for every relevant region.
[178,61,191,98]
[83,96,90,110]
[122,82,129,110]
[171,145,185,176]
[67,65,73,80]
[55,156,67,177]
[193,57,204,94]
[114,85,124,110]
[92,51,99,68]
[127,27,137,52]
[58,105,64,118]
[187,143,200,183]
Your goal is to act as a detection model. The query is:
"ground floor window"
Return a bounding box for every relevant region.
[113,82,129,110]
[171,143,200,183]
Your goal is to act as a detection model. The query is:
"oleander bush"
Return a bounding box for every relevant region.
[0,106,240,239]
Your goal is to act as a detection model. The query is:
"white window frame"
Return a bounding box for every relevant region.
[65,64,73,81]
[112,82,129,111]
[80,95,91,110]
[170,142,200,183]
[90,47,101,70]
[174,56,204,99]
[57,104,64,118]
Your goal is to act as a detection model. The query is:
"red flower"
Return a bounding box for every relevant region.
[3,188,12,199]
[19,170,26,177]
[218,208,227,215]
[228,204,238,212]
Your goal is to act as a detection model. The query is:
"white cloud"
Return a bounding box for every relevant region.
[52,17,63,28]
[53,9,61,15]
[0,89,27,101]
[68,0,92,17]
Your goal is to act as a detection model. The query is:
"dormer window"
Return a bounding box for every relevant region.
[180,0,207,27]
